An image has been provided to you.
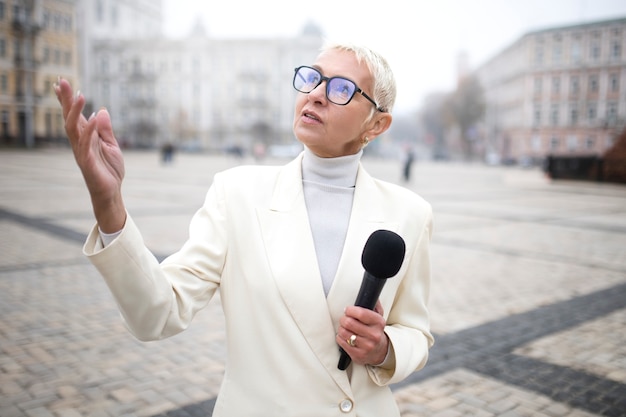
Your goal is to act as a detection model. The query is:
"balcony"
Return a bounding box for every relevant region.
[12,18,40,35]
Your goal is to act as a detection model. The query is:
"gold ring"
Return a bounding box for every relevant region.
[347,334,357,347]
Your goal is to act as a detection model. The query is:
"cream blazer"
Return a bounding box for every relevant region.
[84,153,434,417]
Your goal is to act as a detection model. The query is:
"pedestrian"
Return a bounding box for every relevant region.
[54,41,434,417]
[403,146,415,182]
[161,142,174,164]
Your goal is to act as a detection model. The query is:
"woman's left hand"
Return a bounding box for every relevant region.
[336,300,389,366]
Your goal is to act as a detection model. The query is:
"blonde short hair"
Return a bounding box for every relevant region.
[319,41,397,114]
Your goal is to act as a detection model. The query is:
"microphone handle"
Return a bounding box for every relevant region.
[354,273,387,309]
[338,273,387,370]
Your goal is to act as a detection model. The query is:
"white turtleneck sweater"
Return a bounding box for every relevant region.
[301,146,361,296]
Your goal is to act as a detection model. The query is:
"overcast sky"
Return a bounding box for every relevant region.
[162,0,626,115]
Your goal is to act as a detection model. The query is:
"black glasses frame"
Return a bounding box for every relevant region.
[293,66,384,112]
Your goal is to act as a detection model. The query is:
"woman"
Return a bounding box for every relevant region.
[55,41,434,416]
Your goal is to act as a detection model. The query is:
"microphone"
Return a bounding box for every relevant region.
[338,229,406,370]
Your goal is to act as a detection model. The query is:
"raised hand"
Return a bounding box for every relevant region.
[54,78,127,233]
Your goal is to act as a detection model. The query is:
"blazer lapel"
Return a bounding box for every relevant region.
[327,164,399,322]
[256,154,353,395]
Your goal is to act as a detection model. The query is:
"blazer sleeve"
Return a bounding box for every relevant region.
[83,179,227,341]
[367,201,435,386]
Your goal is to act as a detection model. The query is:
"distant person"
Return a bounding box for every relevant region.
[161,142,175,164]
[403,146,415,182]
[54,41,434,416]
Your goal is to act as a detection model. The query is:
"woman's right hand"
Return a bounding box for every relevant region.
[54,78,127,233]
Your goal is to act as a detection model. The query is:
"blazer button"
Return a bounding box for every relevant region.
[339,398,353,413]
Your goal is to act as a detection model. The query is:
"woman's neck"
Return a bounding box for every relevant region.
[301,145,362,187]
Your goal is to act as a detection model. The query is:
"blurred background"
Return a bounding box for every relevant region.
[2,0,626,180]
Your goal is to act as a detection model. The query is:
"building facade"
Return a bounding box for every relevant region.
[475,17,626,164]
[74,0,162,116]
[88,25,322,151]
[77,0,322,151]
[0,0,78,147]
[1,0,322,150]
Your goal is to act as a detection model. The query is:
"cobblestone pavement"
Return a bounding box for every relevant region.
[1,149,625,417]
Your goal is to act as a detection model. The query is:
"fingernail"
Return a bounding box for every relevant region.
[88,112,95,120]
[76,90,81,98]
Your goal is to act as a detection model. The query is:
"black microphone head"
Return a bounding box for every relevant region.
[361,230,406,278]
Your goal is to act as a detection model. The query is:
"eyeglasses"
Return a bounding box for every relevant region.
[293,66,384,112]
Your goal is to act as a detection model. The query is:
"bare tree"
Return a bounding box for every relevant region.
[445,75,485,160]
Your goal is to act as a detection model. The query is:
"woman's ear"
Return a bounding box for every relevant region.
[366,112,393,139]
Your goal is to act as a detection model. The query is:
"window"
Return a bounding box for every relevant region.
[587,103,597,121]
[585,136,595,150]
[45,112,52,136]
[1,110,9,138]
[609,73,619,93]
[550,136,560,150]
[64,15,72,32]
[607,102,618,121]
[0,38,5,57]
[611,41,621,59]
[570,76,579,95]
[571,39,581,63]
[42,10,50,29]
[590,31,601,61]
[13,4,24,24]
[100,56,109,74]
[570,104,578,125]
[590,42,601,61]
[589,74,599,94]
[0,73,7,92]
[551,104,559,126]
[43,78,52,95]
[553,42,562,65]
[552,76,560,94]
[535,45,544,65]
[533,104,541,126]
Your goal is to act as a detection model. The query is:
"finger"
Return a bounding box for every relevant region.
[336,331,358,351]
[56,78,77,119]
[65,91,87,142]
[94,108,117,146]
[374,300,384,316]
[345,306,386,326]
[76,112,98,156]
[339,316,371,345]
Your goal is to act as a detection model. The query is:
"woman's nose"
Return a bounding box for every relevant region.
[308,81,328,104]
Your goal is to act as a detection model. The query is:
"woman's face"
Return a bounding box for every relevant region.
[293,49,388,158]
